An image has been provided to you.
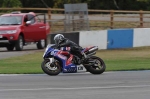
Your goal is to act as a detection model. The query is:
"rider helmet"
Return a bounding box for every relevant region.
[54,34,65,45]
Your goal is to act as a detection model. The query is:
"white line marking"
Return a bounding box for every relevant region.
[1,85,150,92]
[0,74,19,76]
[0,72,113,76]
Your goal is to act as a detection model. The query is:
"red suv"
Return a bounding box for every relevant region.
[0,11,50,51]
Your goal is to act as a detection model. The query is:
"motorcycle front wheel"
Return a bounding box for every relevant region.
[83,56,106,74]
[41,59,61,76]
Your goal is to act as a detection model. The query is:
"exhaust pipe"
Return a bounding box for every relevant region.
[87,46,98,54]
[87,51,96,57]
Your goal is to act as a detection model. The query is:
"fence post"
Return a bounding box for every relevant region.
[47,8,51,25]
[139,10,143,28]
[110,10,114,29]
[47,8,51,20]
[47,8,51,44]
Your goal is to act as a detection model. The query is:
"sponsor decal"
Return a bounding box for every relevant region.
[66,47,71,51]
[57,54,67,60]
[66,54,73,66]
[78,66,83,70]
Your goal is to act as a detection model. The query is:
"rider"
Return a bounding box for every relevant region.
[53,34,85,64]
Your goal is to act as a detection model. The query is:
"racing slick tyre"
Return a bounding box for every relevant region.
[83,56,106,74]
[15,35,24,51]
[37,39,46,49]
[6,44,15,51]
[41,60,61,76]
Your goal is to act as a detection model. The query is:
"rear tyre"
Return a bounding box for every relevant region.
[15,35,24,51]
[83,56,106,74]
[37,39,46,49]
[41,60,61,76]
[6,44,15,51]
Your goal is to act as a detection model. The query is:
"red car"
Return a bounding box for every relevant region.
[0,11,50,51]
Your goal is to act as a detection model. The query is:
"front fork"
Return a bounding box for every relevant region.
[44,57,54,63]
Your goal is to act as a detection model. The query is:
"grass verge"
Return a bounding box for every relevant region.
[0,47,150,74]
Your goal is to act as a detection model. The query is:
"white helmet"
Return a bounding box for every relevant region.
[54,34,65,45]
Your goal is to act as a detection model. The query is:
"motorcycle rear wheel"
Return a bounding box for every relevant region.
[41,60,61,76]
[83,56,106,74]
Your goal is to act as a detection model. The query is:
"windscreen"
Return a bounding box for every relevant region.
[0,16,22,25]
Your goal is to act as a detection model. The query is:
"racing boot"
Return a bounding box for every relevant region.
[73,55,82,65]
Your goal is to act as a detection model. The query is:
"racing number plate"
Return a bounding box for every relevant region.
[0,35,2,38]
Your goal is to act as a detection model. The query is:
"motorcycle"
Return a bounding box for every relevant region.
[41,44,106,76]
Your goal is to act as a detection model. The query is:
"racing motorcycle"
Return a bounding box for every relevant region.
[41,44,106,76]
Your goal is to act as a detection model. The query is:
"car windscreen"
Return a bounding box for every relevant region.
[0,16,22,25]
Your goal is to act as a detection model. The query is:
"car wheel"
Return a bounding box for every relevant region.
[37,39,46,49]
[15,35,24,51]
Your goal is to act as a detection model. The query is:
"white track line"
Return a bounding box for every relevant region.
[0,72,114,76]
[1,85,150,92]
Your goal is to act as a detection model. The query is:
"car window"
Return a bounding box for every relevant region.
[27,14,35,24]
[0,16,22,25]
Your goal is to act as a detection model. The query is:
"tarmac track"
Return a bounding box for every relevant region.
[0,44,150,99]
[0,71,150,99]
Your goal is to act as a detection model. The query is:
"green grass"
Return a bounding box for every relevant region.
[0,52,44,74]
[97,47,150,71]
[0,47,150,74]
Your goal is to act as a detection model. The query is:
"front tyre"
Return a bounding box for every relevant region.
[37,39,46,49]
[83,56,106,74]
[15,35,24,51]
[41,60,61,76]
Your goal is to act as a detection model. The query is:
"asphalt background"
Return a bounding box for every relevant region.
[0,44,43,59]
[0,71,150,99]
